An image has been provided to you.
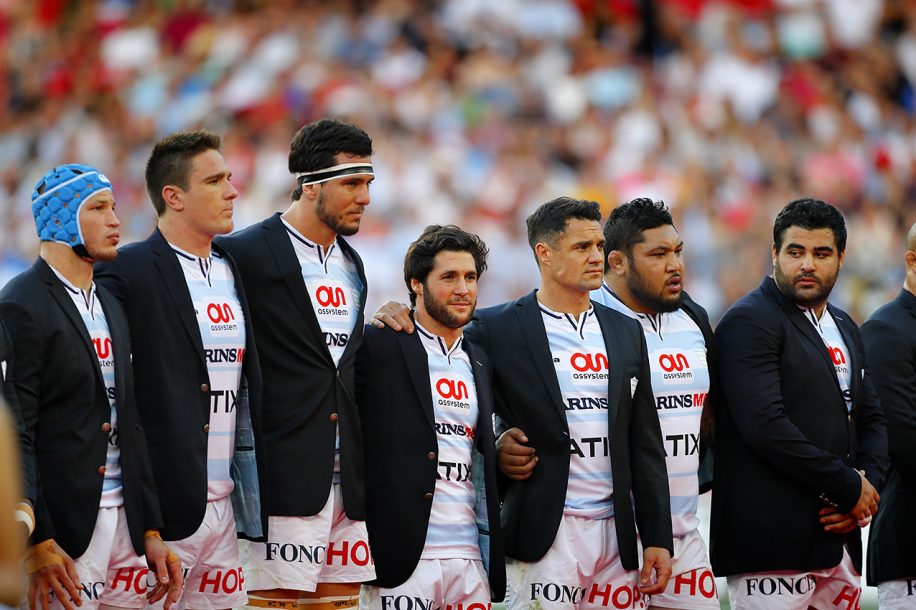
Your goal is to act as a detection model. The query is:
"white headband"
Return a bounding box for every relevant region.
[295,162,374,185]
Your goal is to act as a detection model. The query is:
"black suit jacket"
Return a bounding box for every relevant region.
[711,276,888,576]
[863,288,916,584]
[356,324,506,597]
[0,258,162,556]
[95,229,267,541]
[464,291,672,569]
[217,213,368,519]
[0,316,36,507]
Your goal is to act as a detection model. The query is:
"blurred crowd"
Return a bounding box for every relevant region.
[0,0,914,322]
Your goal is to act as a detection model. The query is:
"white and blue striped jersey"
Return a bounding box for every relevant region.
[803,307,852,412]
[592,283,709,537]
[173,245,245,502]
[416,322,481,560]
[283,220,363,481]
[50,267,122,508]
[540,302,614,520]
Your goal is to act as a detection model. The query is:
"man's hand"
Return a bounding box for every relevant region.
[496,428,537,480]
[819,506,858,534]
[24,539,82,610]
[143,533,183,610]
[369,301,413,333]
[850,470,879,525]
[638,547,672,595]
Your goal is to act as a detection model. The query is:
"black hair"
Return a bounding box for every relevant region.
[526,197,602,258]
[288,118,373,201]
[773,198,847,253]
[403,225,489,307]
[603,198,674,259]
[146,130,222,217]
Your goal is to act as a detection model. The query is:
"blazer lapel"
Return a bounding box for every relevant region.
[397,331,434,427]
[337,236,367,364]
[39,260,102,385]
[594,306,623,434]
[515,292,566,423]
[830,305,859,407]
[97,288,128,405]
[464,340,494,442]
[149,230,206,368]
[262,214,333,366]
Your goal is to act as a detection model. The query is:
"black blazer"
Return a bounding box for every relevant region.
[0,258,162,556]
[711,276,888,576]
[864,288,916,584]
[0,316,36,507]
[95,229,267,541]
[356,324,505,598]
[464,291,672,569]
[217,213,368,519]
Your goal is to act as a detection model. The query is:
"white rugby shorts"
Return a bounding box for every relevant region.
[359,559,489,610]
[146,495,247,610]
[726,548,861,610]
[42,506,146,610]
[506,515,646,610]
[636,527,717,609]
[876,578,916,609]
[240,483,375,592]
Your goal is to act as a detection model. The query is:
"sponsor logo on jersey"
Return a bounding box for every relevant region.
[664,433,699,457]
[657,352,694,383]
[435,378,471,409]
[570,352,609,380]
[438,460,472,481]
[205,302,240,332]
[570,435,610,458]
[656,392,706,410]
[565,396,609,411]
[434,422,475,439]
[205,347,246,363]
[315,285,349,316]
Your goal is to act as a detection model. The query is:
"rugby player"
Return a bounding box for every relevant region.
[863,221,916,609]
[0,164,180,610]
[96,133,267,610]
[218,118,375,610]
[356,225,505,610]
[468,197,672,610]
[711,198,888,609]
[588,198,718,610]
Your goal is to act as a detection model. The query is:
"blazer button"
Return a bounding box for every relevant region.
[427,451,436,461]
[203,424,210,433]
[424,492,433,500]
[200,383,210,392]
[101,422,112,433]
[98,466,107,475]
[329,413,339,423]
[847,414,852,422]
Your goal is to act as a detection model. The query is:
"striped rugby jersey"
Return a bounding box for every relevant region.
[416,322,481,560]
[540,301,614,520]
[802,307,853,412]
[173,245,245,502]
[592,283,709,537]
[49,267,123,507]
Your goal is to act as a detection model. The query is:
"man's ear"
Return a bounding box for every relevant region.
[161,185,184,213]
[607,250,627,276]
[534,242,551,268]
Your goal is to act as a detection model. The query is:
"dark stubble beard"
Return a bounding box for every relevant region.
[316,189,360,237]
[627,260,682,314]
[423,286,475,329]
[772,260,838,308]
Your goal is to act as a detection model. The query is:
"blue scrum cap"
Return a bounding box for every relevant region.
[31,164,113,253]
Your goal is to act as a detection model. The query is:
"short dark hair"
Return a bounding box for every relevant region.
[145,130,222,217]
[526,197,602,256]
[773,198,847,253]
[403,225,489,306]
[289,118,373,201]
[603,198,674,259]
